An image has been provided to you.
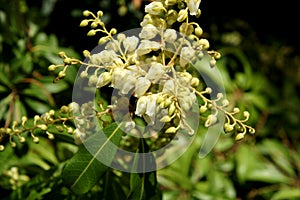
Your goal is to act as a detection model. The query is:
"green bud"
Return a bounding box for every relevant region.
[87,29,96,36]
[199,38,210,49]
[83,50,90,57]
[97,11,103,17]
[33,136,39,143]
[190,77,200,87]
[249,128,255,134]
[98,36,109,44]
[168,102,176,116]
[177,9,188,22]
[195,27,203,37]
[37,124,48,131]
[58,71,66,78]
[58,51,66,58]
[80,20,89,27]
[83,10,90,17]
[48,64,56,71]
[224,123,234,132]
[235,133,244,141]
[165,126,177,133]
[110,28,117,35]
[90,22,98,28]
[160,115,172,122]
[18,136,26,143]
[199,106,207,113]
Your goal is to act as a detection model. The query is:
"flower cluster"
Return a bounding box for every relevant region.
[0,0,255,151]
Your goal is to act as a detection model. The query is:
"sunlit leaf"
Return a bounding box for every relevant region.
[62,122,123,194]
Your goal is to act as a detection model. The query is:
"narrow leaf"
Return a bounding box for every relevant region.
[62,122,123,194]
[127,139,161,200]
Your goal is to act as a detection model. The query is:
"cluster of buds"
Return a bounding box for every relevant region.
[0,104,77,151]
[0,0,255,152]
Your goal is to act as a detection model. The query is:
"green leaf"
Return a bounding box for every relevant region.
[24,97,51,114]
[62,122,123,194]
[127,139,161,200]
[271,188,300,200]
[236,145,292,184]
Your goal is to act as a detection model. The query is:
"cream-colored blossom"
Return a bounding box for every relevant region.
[139,24,158,40]
[185,0,201,15]
[123,36,139,52]
[145,1,165,15]
[163,29,177,43]
[135,77,151,97]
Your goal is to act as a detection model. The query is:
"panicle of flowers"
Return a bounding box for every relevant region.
[0,0,255,151]
[47,0,254,143]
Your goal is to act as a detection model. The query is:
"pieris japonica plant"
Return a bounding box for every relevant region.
[0,0,255,198]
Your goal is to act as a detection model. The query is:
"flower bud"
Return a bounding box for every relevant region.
[58,51,66,58]
[97,11,103,17]
[235,133,244,141]
[33,136,39,143]
[48,65,56,71]
[168,102,176,116]
[90,22,98,28]
[222,99,229,107]
[199,106,207,113]
[249,128,255,134]
[195,27,203,37]
[83,10,90,16]
[190,77,200,87]
[224,123,234,132]
[97,72,112,88]
[145,1,165,15]
[199,38,210,49]
[0,145,4,151]
[58,71,66,79]
[18,136,26,143]
[205,114,217,127]
[37,124,48,131]
[243,111,250,118]
[233,107,240,113]
[80,71,88,78]
[205,87,212,94]
[110,28,117,35]
[80,20,89,27]
[165,0,177,6]
[160,115,172,123]
[87,29,96,36]
[165,126,177,133]
[177,9,188,22]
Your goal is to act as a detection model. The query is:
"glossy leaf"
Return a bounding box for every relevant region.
[62,123,123,194]
[127,139,161,200]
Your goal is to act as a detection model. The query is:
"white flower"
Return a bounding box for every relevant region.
[180,46,195,67]
[162,79,175,94]
[111,68,138,94]
[185,0,201,15]
[144,94,159,125]
[123,36,139,52]
[135,77,151,97]
[135,94,159,125]
[96,71,112,88]
[146,62,165,81]
[163,29,177,43]
[205,114,218,127]
[105,40,119,52]
[145,2,165,15]
[139,24,158,40]
[136,40,162,56]
[90,50,119,66]
[135,95,148,117]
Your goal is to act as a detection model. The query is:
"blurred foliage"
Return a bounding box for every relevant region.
[0,0,299,199]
